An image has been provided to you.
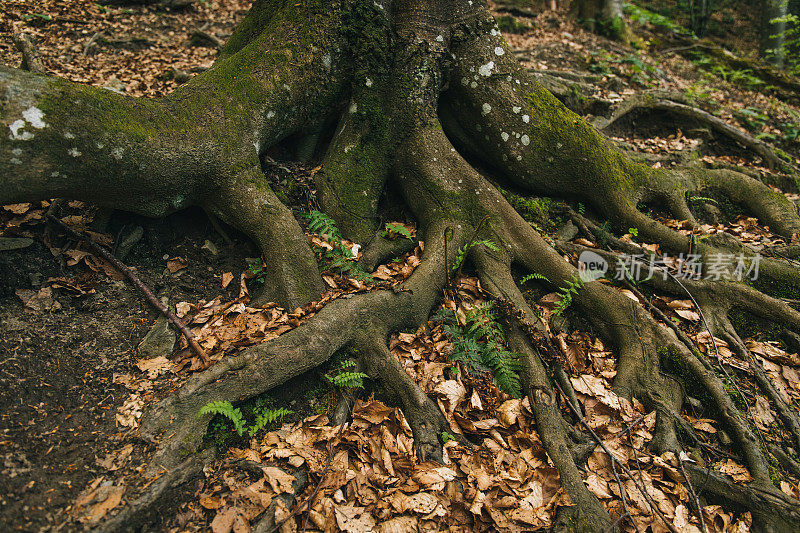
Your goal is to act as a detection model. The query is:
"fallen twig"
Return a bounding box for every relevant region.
[47,214,210,365]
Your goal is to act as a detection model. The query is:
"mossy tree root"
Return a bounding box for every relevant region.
[8,0,800,530]
[594,93,794,172]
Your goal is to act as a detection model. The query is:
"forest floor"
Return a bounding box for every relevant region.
[2,1,800,532]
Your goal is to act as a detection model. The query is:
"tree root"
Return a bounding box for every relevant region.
[594,92,793,172]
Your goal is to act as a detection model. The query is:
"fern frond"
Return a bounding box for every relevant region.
[383,222,413,240]
[248,407,294,436]
[198,400,246,436]
[520,273,550,284]
[303,210,342,242]
[326,371,368,389]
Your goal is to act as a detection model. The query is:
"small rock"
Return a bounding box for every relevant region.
[138,315,177,359]
[201,240,219,256]
[4,316,27,332]
[102,75,127,94]
[554,220,579,241]
[0,237,34,251]
[115,226,143,261]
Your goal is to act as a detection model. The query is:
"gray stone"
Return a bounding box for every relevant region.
[554,220,578,241]
[138,315,177,358]
[0,238,34,251]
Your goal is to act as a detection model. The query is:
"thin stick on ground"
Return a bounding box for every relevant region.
[47,214,210,366]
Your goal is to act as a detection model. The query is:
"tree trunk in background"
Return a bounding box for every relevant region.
[760,0,787,67]
[569,0,630,42]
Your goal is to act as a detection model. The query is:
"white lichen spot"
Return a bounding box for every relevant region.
[9,119,33,140]
[10,158,22,165]
[470,81,478,88]
[266,110,276,119]
[481,103,492,115]
[522,114,530,123]
[512,106,521,114]
[516,155,523,161]
[64,132,75,139]
[494,47,505,56]
[254,140,261,154]
[96,142,105,149]
[458,179,463,184]
[68,148,81,157]
[491,28,500,36]
[22,107,46,129]
[112,147,124,160]
[365,78,373,87]
[521,134,530,146]
[501,132,509,142]
[349,102,358,113]
[11,148,22,156]
[436,35,444,42]
[478,61,495,77]
[461,77,469,86]
[557,142,563,149]
[322,54,332,69]
[172,195,186,209]
[283,84,291,91]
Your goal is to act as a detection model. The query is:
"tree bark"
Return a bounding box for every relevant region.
[761,0,788,67]
[4,0,800,530]
[569,0,630,42]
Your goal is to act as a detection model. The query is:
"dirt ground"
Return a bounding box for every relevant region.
[0,206,254,531]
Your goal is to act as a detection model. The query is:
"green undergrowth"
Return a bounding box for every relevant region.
[303,210,373,281]
[201,366,330,450]
[434,302,523,398]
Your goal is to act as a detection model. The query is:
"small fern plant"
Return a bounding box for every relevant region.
[198,401,246,436]
[382,222,414,240]
[452,239,499,274]
[439,302,523,397]
[248,407,294,436]
[553,275,584,316]
[198,400,293,438]
[520,273,550,285]
[302,210,373,281]
[326,360,368,389]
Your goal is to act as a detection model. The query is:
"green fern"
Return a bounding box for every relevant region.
[198,400,246,436]
[326,371,369,389]
[520,273,550,284]
[553,275,583,316]
[452,239,499,274]
[686,195,719,206]
[440,302,522,397]
[303,210,342,241]
[248,407,294,436]
[302,210,374,282]
[382,222,413,240]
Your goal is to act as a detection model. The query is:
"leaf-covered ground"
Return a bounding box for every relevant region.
[2,1,800,532]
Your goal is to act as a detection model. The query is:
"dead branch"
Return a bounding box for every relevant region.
[47,214,210,366]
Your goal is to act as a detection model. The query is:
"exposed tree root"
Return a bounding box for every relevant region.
[594,93,793,172]
[7,0,800,530]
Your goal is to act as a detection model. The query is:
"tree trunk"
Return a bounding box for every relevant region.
[569,0,630,42]
[4,0,800,530]
[761,0,788,67]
